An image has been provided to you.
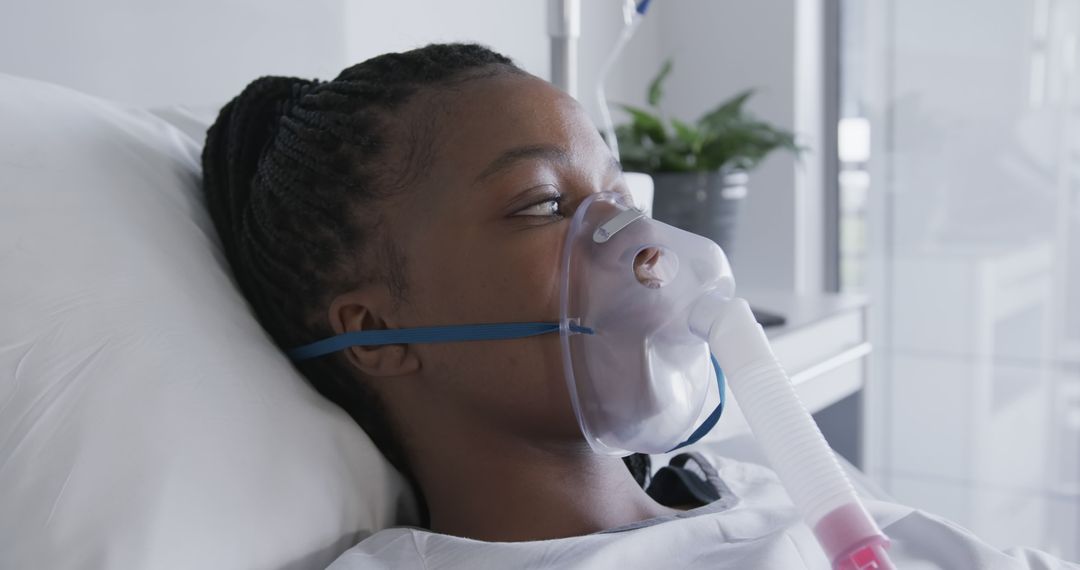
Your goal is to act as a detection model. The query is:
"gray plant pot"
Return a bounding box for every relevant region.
[650,169,748,257]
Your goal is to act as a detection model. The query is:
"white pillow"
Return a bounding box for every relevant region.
[0,73,415,569]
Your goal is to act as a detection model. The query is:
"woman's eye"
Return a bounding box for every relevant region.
[514,197,564,217]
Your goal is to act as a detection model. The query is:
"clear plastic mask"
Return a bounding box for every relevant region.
[558,191,735,455]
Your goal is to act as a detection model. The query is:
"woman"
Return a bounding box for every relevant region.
[201,43,1077,569]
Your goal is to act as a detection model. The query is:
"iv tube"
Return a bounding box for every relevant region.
[597,0,650,160]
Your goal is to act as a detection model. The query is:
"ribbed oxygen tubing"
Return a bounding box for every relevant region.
[723,357,854,524]
[689,295,891,568]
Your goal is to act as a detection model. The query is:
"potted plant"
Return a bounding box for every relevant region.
[615,59,802,256]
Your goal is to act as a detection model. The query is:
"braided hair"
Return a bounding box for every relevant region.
[201,43,522,491]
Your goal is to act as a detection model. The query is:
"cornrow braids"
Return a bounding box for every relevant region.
[201,43,523,521]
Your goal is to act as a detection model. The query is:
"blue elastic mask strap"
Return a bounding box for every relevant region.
[667,355,727,452]
[286,322,594,362]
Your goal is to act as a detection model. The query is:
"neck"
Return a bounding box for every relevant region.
[406,421,675,542]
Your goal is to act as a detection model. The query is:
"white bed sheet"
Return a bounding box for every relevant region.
[325,454,1079,569]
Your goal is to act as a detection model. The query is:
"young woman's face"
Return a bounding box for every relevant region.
[385,71,630,444]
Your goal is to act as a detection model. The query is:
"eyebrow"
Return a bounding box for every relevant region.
[473,143,623,183]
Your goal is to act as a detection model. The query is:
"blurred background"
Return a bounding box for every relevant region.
[3,0,1076,559]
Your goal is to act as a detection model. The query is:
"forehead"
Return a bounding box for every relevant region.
[413,72,610,184]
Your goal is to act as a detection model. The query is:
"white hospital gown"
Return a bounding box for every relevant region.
[326,457,1079,569]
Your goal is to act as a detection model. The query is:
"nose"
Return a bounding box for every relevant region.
[633,246,678,289]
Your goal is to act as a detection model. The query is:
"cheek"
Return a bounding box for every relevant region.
[403,227,579,436]
[488,238,564,317]
[437,333,576,434]
[409,228,565,324]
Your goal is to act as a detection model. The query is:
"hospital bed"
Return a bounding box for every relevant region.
[0,71,891,569]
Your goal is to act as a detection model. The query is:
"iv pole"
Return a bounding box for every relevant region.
[547,0,580,98]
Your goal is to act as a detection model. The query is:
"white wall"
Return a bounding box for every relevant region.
[0,1,650,118]
[343,0,549,83]
[1,0,820,291]
[0,0,349,108]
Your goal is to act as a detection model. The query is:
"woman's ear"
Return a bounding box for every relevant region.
[327,289,421,378]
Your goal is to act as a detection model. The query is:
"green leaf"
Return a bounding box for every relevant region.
[658,147,694,172]
[618,104,668,145]
[609,62,805,175]
[697,118,802,171]
[647,59,673,108]
[698,88,756,132]
[670,118,698,146]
